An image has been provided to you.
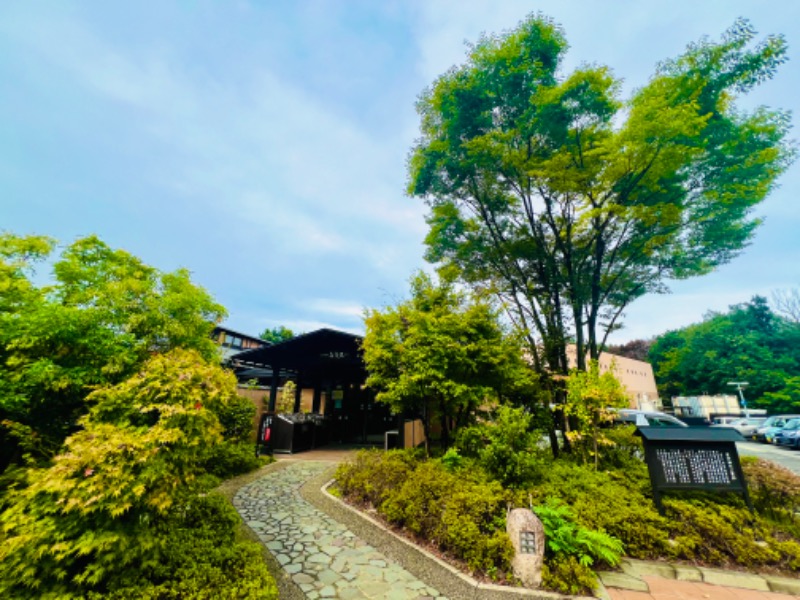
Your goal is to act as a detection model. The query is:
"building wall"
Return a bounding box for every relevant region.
[567,346,660,410]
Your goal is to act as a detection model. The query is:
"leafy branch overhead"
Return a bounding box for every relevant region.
[409,15,795,376]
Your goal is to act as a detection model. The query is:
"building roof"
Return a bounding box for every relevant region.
[232,328,365,379]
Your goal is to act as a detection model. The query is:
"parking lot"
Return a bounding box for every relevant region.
[737,440,800,475]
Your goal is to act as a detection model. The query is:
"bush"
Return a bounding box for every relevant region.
[0,351,278,598]
[215,395,257,442]
[336,450,514,578]
[335,449,420,509]
[742,457,800,528]
[541,554,598,596]
[89,494,278,599]
[530,461,670,559]
[664,497,800,570]
[455,405,545,488]
[204,441,267,479]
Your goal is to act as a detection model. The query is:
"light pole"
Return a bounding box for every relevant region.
[727,381,750,418]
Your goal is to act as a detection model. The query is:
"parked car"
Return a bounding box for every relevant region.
[754,415,800,444]
[711,416,741,426]
[762,415,800,444]
[773,418,800,449]
[710,417,766,438]
[616,410,689,428]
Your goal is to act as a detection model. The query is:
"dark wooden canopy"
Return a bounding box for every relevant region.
[233,328,366,380]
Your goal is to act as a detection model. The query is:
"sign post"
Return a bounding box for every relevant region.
[638,428,753,515]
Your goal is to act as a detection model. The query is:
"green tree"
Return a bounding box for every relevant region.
[363,272,538,449]
[0,349,277,599]
[649,296,800,407]
[409,15,794,386]
[0,234,226,471]
[565,360,628,469]
[259,326,295,344]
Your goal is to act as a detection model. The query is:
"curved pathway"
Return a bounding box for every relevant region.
[234,461,447,600]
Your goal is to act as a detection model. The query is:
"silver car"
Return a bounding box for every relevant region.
[711,417,766,439]
[616,410,689,428]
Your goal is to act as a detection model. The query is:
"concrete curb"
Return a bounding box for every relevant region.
[598,558,800,596]
[318,478,598,600]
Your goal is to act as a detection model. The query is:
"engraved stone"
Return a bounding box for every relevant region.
[506,508,544,588]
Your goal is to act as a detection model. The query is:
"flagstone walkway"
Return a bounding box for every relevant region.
[234,461,448,600]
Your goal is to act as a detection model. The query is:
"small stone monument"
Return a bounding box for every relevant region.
[506,508,545,588]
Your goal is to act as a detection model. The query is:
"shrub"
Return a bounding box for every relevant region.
[541,554,598,596]
[336,450,514,578]
[455,405,544,488]
[335,449,421,509]
[204,441,267,479]
[664,497,800,570]
[88,494,278,599]
[530,461,670,559]
[0,350,278,598]
[215,395,257,442]
[742,457,800,527]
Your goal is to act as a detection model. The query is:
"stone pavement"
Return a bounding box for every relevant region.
[234,460,447,600]
[600,559,800,600]
[605,576,798,600]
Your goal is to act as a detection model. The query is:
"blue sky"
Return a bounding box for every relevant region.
[2,1,798,342]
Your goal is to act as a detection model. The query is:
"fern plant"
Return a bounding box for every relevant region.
[534,498,624,567]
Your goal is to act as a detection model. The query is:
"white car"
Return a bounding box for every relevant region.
[710,417,766,438]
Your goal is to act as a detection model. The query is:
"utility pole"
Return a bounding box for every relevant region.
[727,381,750,418]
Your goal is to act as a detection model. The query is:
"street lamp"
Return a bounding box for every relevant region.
[727,381,749,418]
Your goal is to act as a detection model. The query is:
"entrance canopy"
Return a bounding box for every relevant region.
[233,328,366,381]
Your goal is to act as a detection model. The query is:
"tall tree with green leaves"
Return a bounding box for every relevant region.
[409,16,794,384]
[363,272,538,449]
[0,234,226,471]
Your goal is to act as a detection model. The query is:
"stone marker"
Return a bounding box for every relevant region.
[506,508,545,588]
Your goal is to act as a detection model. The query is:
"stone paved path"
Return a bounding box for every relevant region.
[234,461,448,600]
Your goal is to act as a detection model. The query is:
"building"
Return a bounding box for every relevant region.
[566,346,660,410]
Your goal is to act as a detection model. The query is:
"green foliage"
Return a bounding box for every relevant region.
[0,350,276,598]
[541,554,598,596]
[276,380,296,414]
[363,271,538,448]
[409,15,794,384]
[663,497,800,570]
[336,450,514,578]
[334,449,420,509]
[455,405,544,487]
[534,498,623,568]
[259,326,294,344]
[530,460,673,559]
[741,457,800,528]
[440,447,465,471]
[204,442,266,479]
[88,494,278,600]
[649,296,800,405]
[565,361,628,469]
[0,234,226,470]
[216,394,257,442]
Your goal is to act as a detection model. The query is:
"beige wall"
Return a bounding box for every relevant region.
[567,347,660,409]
